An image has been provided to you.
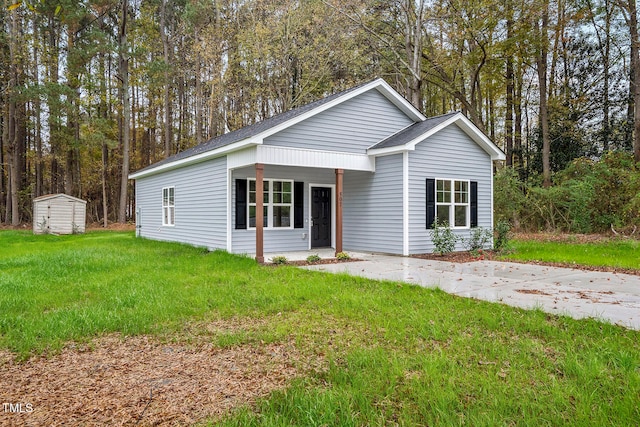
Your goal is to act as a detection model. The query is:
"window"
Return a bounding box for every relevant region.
[162,187,175,226]
[436,179,469,228]
[248,179,293,228]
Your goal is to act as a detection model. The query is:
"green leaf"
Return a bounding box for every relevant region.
[54,4,61,15]
[7,2,22,11]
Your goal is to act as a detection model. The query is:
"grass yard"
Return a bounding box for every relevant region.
[1,231,639,425]
[504,236,640,271]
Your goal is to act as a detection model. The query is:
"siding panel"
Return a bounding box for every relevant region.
[343,154,403,254]
[408,124,493,254]
[135,156,227,250]
[264,90,414,153]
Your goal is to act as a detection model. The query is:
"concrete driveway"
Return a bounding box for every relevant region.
[302,253,640,330]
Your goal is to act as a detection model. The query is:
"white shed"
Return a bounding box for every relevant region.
[33,194,87,234]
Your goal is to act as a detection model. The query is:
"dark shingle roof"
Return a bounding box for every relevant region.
[131,80,380,175]
[370,112,459,150]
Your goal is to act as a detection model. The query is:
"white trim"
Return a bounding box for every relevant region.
[367,113,506,161]
[226,163,232,252]
[257,145,376,172]
[253,80,425,142]
[490,160,495,245]
[402,151,409,256]
[308,183,336,250]
[129,139,258,179]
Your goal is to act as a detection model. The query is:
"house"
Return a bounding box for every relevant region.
[129,79,505,261]
[33,194,87,234]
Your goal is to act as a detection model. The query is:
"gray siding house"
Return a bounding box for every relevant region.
[130,79,505,260]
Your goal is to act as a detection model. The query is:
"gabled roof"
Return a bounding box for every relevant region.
[129,78,425,179]
[33,193,87,204]
[368,112,506,161]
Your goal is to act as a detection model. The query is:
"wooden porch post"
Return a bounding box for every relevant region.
[335,168,343,256]
[255,163,264,263]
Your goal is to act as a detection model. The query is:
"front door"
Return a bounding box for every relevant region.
[311,187,332,248]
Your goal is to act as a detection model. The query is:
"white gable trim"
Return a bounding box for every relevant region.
[129,139,257,179]
[250,79,425,143]
[367,113,506,161]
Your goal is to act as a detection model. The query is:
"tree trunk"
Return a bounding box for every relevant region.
[118,0,131,223]
[8,9,21,225]
[160,0,172,158]
[536,3,552,187]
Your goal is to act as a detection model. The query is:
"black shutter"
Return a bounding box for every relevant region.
[235,179,247,229]
[294,181,304,228]
[470,181,478,228]
[426,178,436,229]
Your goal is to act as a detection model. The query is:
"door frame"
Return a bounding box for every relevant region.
[308,183,335,250]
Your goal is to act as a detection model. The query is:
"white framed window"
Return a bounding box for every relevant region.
[248,179,293,229]
[162,186,175,226]
[436,179,469,228]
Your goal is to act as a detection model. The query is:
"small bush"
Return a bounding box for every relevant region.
[306,254,321,263]
[270,256,288,265]
[429,219,458,255]
[494,220,512,252]
[465,227,492,254]
[336,252,351,260]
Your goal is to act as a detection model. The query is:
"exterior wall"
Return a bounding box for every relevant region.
[231,165,335,254]
[33,196,86,234]
[135,156,227,250]
[263,89,414,153]
[343,154,404,254]
[408,124,493,254]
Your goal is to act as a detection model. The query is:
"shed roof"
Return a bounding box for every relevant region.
[33,194,87,204]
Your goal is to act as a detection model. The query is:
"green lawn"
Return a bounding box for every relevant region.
[504,238,640,270]
[1,231,639,425]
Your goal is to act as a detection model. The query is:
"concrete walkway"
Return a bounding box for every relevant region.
[302,253,640,330]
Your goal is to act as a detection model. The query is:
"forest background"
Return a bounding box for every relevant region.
[1,0,639,232]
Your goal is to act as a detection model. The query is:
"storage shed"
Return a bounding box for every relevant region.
[33,194,87,234]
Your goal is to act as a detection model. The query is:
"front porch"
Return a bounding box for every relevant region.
[226,143,386,261]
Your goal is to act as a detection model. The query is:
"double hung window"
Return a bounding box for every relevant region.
[436,179,469,227]
[248,179,292,228]
[162,187,175,226]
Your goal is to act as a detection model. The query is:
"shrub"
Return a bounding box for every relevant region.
[429,219,458,255]
[270,256,288,265]
[465,227,492,254]
[336,252,351,260]
[494,220,511,252]
[306,254,321,263]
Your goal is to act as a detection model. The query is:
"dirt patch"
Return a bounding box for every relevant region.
[0,333,310,426]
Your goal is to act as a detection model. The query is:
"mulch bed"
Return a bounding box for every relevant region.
[0,328,316,426]
[267,258,362,266]
[414,250,640,277]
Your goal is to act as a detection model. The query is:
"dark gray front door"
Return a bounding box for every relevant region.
[311,187,332,248]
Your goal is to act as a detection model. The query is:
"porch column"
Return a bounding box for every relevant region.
[335,168,343,256]
[255,163,264,263]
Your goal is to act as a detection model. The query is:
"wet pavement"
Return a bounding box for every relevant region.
[302,254,640,330]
